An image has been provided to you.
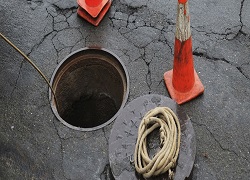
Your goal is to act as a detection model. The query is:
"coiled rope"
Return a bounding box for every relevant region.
[134,107,181,179]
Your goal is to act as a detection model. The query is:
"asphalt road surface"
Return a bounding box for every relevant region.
[0,0,250,179]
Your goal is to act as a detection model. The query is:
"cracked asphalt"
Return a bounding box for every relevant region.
[0,0,250,179]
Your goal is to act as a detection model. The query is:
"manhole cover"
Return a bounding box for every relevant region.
[49,48,129,131]
[109,94,196,180]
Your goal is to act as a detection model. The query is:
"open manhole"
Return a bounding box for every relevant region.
[49,48,129,131]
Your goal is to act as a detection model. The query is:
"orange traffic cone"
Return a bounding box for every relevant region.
[164,0,204,104]
[77,0,111,26]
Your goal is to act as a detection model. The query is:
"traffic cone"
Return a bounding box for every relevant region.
[77,0,111,26]
[163,0,204,104]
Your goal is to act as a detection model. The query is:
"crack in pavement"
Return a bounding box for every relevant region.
[108,8,175,94]
[128,48,152,93]
[52,119,69,180]
[191,26,240,41]
[140,48,152,94]
[193,51,231,64]
[102,128,109,145]
[191,120,245,161]
[10,60,24,98]
[109,6,174,44]
[229,0,248,39]
[52,4,78,12]
[193,51,250,81]
[45,5,83,60]
[115,0,147,16]
[157,79,164,88]
[164,38,173,55]
[100,163,115,180]
[52,4,77,28]
[27,0,43,10]
[191,0,247,41]
[239,0,246,31]
[44,6,86,63]
[145,60,152,94]
[236,66,250,80]
[29,30,57,58]
[51,28,84,64]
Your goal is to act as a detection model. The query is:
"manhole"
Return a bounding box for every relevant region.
[49,48,129,131]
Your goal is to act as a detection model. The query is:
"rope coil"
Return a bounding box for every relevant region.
[134,107,181,179]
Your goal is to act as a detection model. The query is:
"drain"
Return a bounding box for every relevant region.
[49,48,129,131]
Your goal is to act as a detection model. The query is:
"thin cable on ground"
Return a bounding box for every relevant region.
[134,107,181,179]
[0,32,57,105]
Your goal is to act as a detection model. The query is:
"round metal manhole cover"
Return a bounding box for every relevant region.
[109,94,196,180]
[49,47,129,131]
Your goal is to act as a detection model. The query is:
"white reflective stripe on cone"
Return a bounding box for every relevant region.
[175,1,191,42]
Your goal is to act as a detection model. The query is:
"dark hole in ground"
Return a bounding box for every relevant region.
[62,93,118,128]
[50,48,129,130]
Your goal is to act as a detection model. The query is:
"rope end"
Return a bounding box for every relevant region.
[169,169,174,180]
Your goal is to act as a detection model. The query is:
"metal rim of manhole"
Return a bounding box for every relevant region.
[109,94,196,180]
[49,47,129,131]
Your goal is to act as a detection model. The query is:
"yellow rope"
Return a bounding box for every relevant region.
[134,107,181,179]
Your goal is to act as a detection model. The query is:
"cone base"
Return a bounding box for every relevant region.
[164,69,204,104]
[77,1,111,26]
[77,0,109,18]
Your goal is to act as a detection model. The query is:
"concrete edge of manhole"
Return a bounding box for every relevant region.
[48,47,130,131]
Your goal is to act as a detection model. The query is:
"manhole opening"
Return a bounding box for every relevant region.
[50,48,129,131]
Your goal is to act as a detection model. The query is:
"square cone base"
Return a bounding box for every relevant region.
[77,0,111,26]
[164,69,204,104]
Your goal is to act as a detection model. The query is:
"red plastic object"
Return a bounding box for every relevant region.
[77,0,111,26]
[178,0,188,4]
[85,0,102,7]
[78,0,109,18]
[164,0,204,104]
